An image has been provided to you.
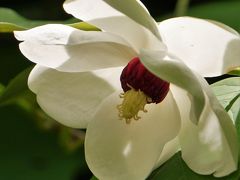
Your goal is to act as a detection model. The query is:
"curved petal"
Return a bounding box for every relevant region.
[153,137,180,169]
[171,84,238,177]
[140,49,205,124]
[158,17,240,77]
[85,91,181,180]
[63,0,165,51]
[207,20,240,36]
[14,24,137,72]
[29,65,123,128]
[140,50,238,176]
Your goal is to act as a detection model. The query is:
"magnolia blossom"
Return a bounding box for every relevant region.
[14,0,240,179]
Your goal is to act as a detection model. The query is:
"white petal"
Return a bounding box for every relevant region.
[29,65,123,128]
[140,50,238,176]
[63,0,164,50]
[85,91,181,180]
[153,137,180,169]
[140,49,205,124]
[207,20,240,36]
[14,24,137,72]
[171,83,238,177]
[158,17,240,77]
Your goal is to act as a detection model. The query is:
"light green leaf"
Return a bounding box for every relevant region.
[211,77,240,123]
[0,22,25,32]
[211,77,240,152]
[229,67,240,76]
[0,66,33,106]
[148,152,240,180]
[68,22,100,31]
[0,7,98,32]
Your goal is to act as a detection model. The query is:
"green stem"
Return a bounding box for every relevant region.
[174,0,190,17]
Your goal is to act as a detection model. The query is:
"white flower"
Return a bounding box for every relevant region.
[14,0,240,179]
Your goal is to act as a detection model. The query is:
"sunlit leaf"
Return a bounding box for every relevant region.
[229,67,240,76]
[211,77,240,123]
[148,152,240,180]
[211,77,240,150]
[68,22,99,31]
[0,22,25,31]
[0,7,98,32]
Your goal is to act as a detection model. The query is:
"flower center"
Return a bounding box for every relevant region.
[118,57,170,124]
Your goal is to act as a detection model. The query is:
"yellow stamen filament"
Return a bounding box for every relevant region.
[117,89,151,124]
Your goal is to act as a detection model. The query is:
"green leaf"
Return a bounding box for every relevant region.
[0,66,33,106]
[229,67,240,76]
[0,22,25,32]
[0,8,28,31]
[148,152,240,180]
[211,77,240,123]
[68,22,100,31]
[0,7,98,32]
[187,1,240,31]
[211,77,240,152]
[0,7,51,32]
[157,1,240,30]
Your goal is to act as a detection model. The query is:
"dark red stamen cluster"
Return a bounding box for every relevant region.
[120,57,170,104]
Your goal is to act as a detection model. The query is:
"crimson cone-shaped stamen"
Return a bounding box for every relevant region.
[120,57,170,103]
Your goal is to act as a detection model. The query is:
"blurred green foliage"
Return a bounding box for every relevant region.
[0,105,91,180]
[187,1,240,31]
